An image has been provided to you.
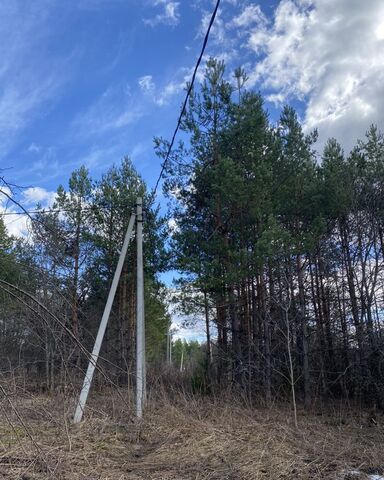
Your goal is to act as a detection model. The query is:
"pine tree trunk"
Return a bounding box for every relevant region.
[297,254,310,408]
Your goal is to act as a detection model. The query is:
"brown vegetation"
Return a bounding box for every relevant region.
[1,385,384,480]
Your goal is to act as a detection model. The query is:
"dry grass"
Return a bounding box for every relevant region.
[0,386,384,479]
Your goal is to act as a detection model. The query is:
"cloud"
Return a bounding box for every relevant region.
[198,8,227,45]
[240,0,384,151]
[138,66,203,107]
[130,142,148,160]
[28,143,41,153]
[172,320,208,342]
[144,1,180,27]
[76,145,122,170]
[191,0,384,152]
[231,4,267,28]
[138,75,155,94]
[0,185,56,237]
[22,187,56,207]
[167,287,210,342]
[138,73,172,106]
[0,1,71,156]
[0,210,30,238]
[168,217,178,235]
[195,4,249,69]
[72,85,143,138]
[155,79,183,107]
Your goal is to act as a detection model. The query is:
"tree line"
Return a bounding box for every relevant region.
[0,159,170,392]
[2,57,384,410]
[156,58,384,408]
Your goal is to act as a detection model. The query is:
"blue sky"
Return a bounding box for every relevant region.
[1,0,384,338]
[2,0,384,229]
[1,0,269,190]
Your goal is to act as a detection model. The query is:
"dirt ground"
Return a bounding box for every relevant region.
[0,388,383,479]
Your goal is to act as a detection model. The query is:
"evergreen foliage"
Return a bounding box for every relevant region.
[2,58,384,408]
[0,158,170,389]
[155,58,384,407]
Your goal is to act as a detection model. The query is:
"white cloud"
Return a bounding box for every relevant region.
[0,186,13,209]
[138,66,204,107]
[168,217,178,234]
[0,1,71,156]
[23,145,64,184]
[130,142,148,160]
[1,213,29,238]
[0,184,56,237]
[195,5,248,68]
[266,92,286,106]
[22,187,56,207]
[138,75,155,94]
[156,79,183,106]
[241,0,384,151]
[171,321,207,342]
[144,1,180,27]
[198,8,227,45]
[167,287,211,342]
[76,145,121,169]
[376,19,384,40]
[28,143,41,153]
[232,4,267,28]
[72,85,143,138]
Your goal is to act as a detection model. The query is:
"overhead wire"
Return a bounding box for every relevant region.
[151,0,221,199]
[0,1,222,215]
[0,203,136,216]
[0,1,223,395]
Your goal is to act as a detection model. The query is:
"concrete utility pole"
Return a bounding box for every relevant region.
[166,327,173,364]
[180,345,184,372]
[73,213,136,424]
[136,197,146,418]
[166,329,170,363]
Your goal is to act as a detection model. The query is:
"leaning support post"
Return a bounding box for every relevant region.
[136,197,146,418]
[73,213,136,424]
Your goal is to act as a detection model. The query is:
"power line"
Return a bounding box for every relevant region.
[151,0,221,199]
[1,1,221,215]
[0,204,135,217]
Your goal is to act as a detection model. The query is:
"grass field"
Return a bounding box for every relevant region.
[1,387,384,479]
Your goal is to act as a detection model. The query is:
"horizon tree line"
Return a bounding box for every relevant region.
[1,58,384,411]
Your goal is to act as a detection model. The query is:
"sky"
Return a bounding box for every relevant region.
[1,0,384,228]
[1,0,384,338]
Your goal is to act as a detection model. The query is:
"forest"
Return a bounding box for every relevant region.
[157,58,384,412]
[0,159,171,393]
[1,58,384,479]
[1,58,384,409]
